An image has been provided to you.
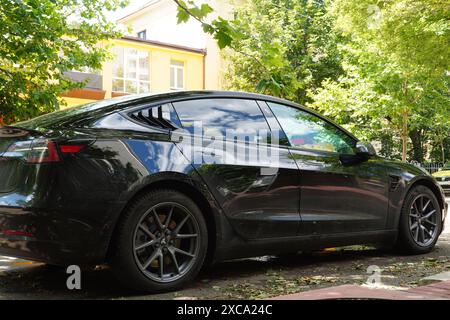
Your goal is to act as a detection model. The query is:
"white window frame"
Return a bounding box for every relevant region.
[112,47,150,94]
[170,60,185,90]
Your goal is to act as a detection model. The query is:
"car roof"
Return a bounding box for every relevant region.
[123,90,294,105]
[130,90,358,141]
[16,90,358,141]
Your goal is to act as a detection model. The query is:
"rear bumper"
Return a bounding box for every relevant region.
[0,194,124,266]
[0,207,103,265]
[0,237,87,266]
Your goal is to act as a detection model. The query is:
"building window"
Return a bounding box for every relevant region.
[170,60,185,90]
[137,30,146,40]
[112,47,150,94]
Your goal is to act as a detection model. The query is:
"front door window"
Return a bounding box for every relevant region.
[268,102,355,154]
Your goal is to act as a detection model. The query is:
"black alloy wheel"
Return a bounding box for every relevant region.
[408,194,439,247]
[133,202,200,283]
[111,190,208,292]
[398,185,442,254]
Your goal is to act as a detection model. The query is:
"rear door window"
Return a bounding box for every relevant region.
[172,99,271,143]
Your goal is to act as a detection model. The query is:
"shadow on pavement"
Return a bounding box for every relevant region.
[0,247,411,300]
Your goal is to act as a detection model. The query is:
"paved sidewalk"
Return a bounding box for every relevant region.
[272,280,450,300]
[272,203,450,300]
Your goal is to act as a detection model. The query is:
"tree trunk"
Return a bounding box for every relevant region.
[442,141,446,164]
[400,78,410,163]
[401,109,408,162]
[409,129,424,163]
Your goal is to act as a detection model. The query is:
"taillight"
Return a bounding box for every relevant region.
[27,139,60,163]
[4,139,85,163]
[1,229,35,238]
[60,144,84,154]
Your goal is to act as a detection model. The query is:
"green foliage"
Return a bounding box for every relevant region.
[173,0,237,49]
[0,0,128,124]
[223,0,344,103]
[175,1,213,23]
[173,0,449,162]
[309,0,450,161]
[332,0,450,78]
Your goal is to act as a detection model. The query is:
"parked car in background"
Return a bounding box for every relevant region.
[432,164,450,197]
[0,91,447,292]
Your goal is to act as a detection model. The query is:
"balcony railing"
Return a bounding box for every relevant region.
[64,71,103,90]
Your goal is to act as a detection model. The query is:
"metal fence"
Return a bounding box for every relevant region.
[409,161,444,174]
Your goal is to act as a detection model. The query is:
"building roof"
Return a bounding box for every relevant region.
[120,36,206,55]
[117,0,161,22]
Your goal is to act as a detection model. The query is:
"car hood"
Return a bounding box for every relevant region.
[433,170,450,178]
[376,157,430,177]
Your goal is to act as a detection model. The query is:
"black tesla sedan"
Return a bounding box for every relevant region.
[0,91,447,292]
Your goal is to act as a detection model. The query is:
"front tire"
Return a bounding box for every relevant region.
[111,189,208,292]
[397,185,442,254]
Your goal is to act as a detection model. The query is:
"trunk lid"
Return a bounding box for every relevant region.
[0,126,37,155]
[0,126,40,193]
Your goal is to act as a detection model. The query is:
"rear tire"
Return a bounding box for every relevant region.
[111,189,208,292]
[397,185,442,254]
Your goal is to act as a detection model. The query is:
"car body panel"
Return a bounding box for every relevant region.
[174,133,301,240]
[289,149,390,235]
[432,169,450,196]
[0,91,447,266]
[433,170,450,178]
[0,127,224,264]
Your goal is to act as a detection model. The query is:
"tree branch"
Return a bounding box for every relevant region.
[171,0,270,76]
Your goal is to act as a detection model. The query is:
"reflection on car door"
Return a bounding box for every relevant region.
[267,102,389,235]
[172,98,301,239]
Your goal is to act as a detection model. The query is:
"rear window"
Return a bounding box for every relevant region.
[14,94,145,131]
[172,99,270,142]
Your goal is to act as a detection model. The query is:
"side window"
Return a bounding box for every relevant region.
[257,101,290,147]
[268,102,355,154]
[172,99,271,143]
[84,104,182,131]
[127,103,182,129]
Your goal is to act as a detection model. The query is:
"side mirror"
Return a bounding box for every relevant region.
[355,141,376,157]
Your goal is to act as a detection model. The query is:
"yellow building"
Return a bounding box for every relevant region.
[61,36,206,107]
[117,0,244,91]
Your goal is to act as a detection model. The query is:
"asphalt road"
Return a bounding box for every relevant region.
[0,200,449,300]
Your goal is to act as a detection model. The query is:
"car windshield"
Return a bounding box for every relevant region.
[442,164,450,170]
[14,94,148,131]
